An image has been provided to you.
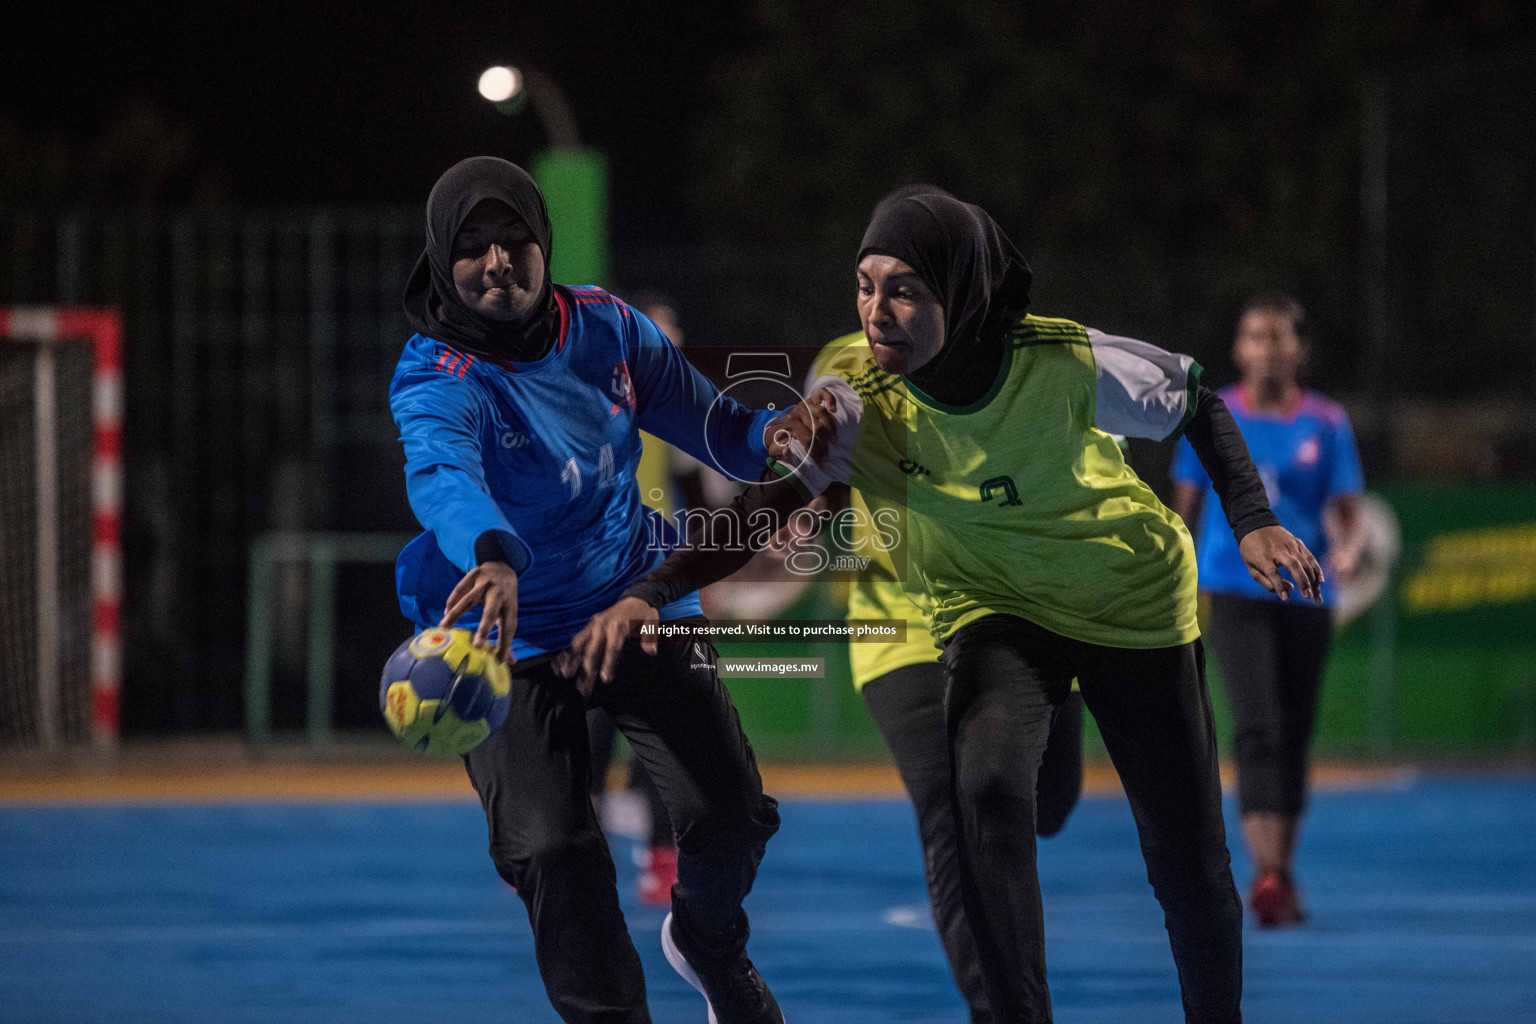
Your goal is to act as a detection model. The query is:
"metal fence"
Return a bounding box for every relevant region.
[2,208,423,732]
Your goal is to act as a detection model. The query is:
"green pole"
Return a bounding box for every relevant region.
[244,535,275,749]
[307,537,337,750]
[532,149,608,287]
[1368,560,1398,756]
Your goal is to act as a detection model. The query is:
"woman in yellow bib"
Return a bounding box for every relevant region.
[769,337,1084,1023]
[564,186,1323,1023]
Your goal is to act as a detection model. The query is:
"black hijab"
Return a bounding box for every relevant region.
[857,185,1033,408]
[403,156,559,361]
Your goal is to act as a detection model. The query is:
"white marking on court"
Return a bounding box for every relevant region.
[881,905,934,930]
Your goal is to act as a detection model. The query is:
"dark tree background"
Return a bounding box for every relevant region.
[691,0,1535,391]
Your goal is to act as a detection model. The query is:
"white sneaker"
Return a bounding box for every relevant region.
[661,911,784,1024]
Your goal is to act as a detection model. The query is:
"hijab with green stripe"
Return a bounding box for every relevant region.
[857,185,1033,407]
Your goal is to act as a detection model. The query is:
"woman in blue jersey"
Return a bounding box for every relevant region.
[391,157,820,1024]
[1172,293,1364,927]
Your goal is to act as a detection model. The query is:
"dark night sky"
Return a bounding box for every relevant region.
[6,1,757,241]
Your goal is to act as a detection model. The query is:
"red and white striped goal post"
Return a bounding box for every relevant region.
[0,307,123,750]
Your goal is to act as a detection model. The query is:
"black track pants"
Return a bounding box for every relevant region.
[863,661,1084,1024]
[588,707,676,847]
[464,627,779,1024]
[1207,593,1333,815]
[942,614,1242,1024]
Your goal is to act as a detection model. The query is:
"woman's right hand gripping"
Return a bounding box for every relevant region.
[766,385,839,464]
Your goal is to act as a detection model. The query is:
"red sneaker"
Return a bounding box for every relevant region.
[1249,870,1305,927]
[639,845,679,906]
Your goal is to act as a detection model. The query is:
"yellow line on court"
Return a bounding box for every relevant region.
[0,761,475,804]
[0,759,1415,805]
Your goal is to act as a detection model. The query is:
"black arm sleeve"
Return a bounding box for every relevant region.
[1182,386,1281,541]
[475,531,511,566]
[622,470,811,609]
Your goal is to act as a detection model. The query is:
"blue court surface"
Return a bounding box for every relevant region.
[3,773,1534,1023]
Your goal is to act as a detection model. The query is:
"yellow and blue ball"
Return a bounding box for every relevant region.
[379,628,512,757]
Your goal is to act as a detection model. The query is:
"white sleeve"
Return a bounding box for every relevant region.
[1088,328,1202,441]
[769,375,861,497]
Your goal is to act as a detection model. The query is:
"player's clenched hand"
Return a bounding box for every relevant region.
[553,597,659,697]
[439,562,518,663]
[766,386,838,465]
[1238,525,1325,604]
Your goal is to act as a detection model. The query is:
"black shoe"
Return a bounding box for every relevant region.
[661,911,784,1024]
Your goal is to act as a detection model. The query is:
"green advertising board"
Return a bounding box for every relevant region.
[1307,483,1536,756]
[716,483,1536,760]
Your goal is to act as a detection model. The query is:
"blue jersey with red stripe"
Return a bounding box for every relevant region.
[390,284,777,657]
[1171,386,1363,605]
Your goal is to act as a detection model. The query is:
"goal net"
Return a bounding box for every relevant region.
[0,309,122,750]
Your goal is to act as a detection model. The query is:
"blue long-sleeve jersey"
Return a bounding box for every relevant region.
[391,284,778,658]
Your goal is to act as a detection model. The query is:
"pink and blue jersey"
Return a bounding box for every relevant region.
[390,285,778,658]
[1171,386,1363,605]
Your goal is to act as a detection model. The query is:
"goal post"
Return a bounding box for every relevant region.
[0,307,123,752]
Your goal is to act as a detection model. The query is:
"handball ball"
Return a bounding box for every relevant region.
[380,628,511,757]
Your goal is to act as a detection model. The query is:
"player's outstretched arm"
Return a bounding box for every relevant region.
[1180,389,1323,603]
[555,597,656,697]
[391,368,532,575]
[555,381,853,691]
[392,366,533,658]
[625,311,801,478]
[554,468,813,692]
[1091,329,1323,603]
[439,543,518,664]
